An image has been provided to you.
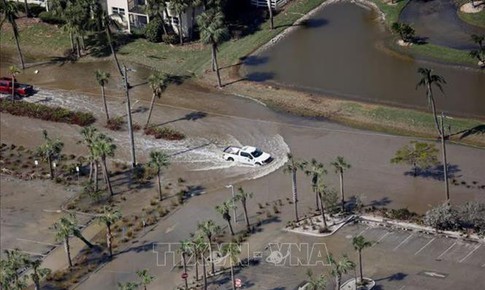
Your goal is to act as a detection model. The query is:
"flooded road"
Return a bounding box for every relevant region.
[243,2,485,118]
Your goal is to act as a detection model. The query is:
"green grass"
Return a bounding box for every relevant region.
[393,42,476,65]
[454,0,485,28]
[369,0,410,26]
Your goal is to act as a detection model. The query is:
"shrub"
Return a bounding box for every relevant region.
[144,126,185,140]
[106,116,125,131]
[386,208,418,221]
[28,4,46,17]
[39,11,65,25]
[145,18,164,43]
[0,99,95,126]
[457,202,485,235]
[162,33,178,45]
[424,203,459,231]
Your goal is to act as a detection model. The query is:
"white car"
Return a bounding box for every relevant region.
[222,146,272,166]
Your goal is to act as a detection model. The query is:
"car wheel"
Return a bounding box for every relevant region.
[256,162,262,166]
[228,157,234,162]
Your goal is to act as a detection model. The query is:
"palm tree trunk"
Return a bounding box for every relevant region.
[440,116,450,202]
[94,160,100,191]
[23,0,30,17]
[195,249,199,281]
[101,157,114,196]
[212,43,222,88]
[190,7,195,40]
[339,171,345,212]
[74,230,94,248]
[182,254,188,290]
[230,263,235,290]
[159,12,168,35]
[89,160,93,182]
[314,186,320,211]
[106,27,123,76]
[335,276,340,290]
[242,201,250,232]
[427,85,441,136]
[208,238,215,274]
[227,218,235,236]
[319,193,327,228]
[101,85,110,121]
[65,238,73,268]
[34,277,40,290]
[48,155,54,180]
[70,31,75,52]
[107,224,113,256]
[267,0,273,30]
[292,170,299,222]
[201,252,207,290]
[75,36,81,58]
[157,171,163,201]
[145,93,156,128]
[178,13,183,45]
[13,29,25,69]
[11,75,15,101]
[359,250,363,282]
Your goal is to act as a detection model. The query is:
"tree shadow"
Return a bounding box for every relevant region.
[367,197,392,208]
[157,111,208,127]
[223,78,248,86]
[404,164,461,181]
[243,55,270,66]
[300,18,328,29]
[457,124,485,140]
[85,32,138,58]
[375,272,408,282]
[245,72,275,82]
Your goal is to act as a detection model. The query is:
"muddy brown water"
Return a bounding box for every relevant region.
[243,2,485,118]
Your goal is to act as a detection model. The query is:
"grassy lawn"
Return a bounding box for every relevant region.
[369,0,409,26]
[454,0,485,28]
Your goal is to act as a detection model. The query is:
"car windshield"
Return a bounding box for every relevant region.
[252,149,263,158]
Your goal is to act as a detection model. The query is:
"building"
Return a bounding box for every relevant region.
[250,0,288,9]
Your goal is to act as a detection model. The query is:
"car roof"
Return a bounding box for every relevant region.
[242,146,257,152]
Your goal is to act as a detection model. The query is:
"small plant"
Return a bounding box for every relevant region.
[258,202,264,209]
[144,126,185,140]
[106,116,124,131]
[273,205,280,214]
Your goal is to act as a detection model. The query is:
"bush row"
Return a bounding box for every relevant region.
[144,126,185,140]
[0,99,96,126]
[424,202,485,235]
[39,11,65,25]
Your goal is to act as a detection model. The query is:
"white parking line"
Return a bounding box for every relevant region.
[393,234,414,251]
[357,227,369,237]
[16,238,57,247]
[398,286,406,290]
[414,238,435,256]
[459,244,481,263]
[377,232,391,243]
[437,242,456,260]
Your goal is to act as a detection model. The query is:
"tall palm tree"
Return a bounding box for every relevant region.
[305,159,327,211]
[267,0,273,30]
[191,234,207,283]
[80,126,99,186]
[64,213,94,248]
[8,65,20,101]
[101,11,123,76]
[29,259,51,290]
[352,235,372,283]
[193,234,208,290]
[328,254,355,290]
[283,153,307,222]
[170,0,189,45]
[37,130,64,180]
[197,219,220,274]
[306,269,327,290]
[97,206,121,257]
[1,0,25,69]
[416,67,449,202]
[316,181,329,229]
[145,0,169,35]
[148,150,170,201]
[146,72,169,128]
[330,156,351,212]
[136,269,154,290]
[0,249,29,289]
[53,216,74,268]
[234,187,253,232]
[93,134,116,196]
[178,239,192,290]
[222,242,241,290]
[216,200,236,235]
[95,70,111,122]
[197,9,229,87]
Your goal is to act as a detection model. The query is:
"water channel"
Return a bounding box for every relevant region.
[243,1,485,118]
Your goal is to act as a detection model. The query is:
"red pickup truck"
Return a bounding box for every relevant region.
[0,77,34,97]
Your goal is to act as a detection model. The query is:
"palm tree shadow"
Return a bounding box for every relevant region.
[367,197,392,208]
[245,72,275,82]
[404,164,461,181]
[457,124,485,140]
[157,111,208,127]
[375,272,407,282]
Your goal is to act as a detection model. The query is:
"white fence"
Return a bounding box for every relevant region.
[250,0,289,9]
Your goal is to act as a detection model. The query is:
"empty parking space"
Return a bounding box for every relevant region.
[362,227,389,242]
[460,245,485,267]
[438,241,479,262]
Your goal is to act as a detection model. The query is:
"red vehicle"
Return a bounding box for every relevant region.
[0,77,34,97]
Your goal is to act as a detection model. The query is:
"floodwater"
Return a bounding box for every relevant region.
[243,2,485,118]
[400,0,485,50]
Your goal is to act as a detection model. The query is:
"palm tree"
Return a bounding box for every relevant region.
[216,200,236,235]
[93,134,116,196]
[148,150,170,201]
[97,206,121,257]
[197,219,220,274]
[191,234,207,283]
[305,159,327,211]
[80,126,99,187]
[1,0,25,69]
[197,9,229,87]
[267,0,274,30]
[222,242,241,290]
[7,65,20,101]
[101,11,123,76]
[65,213,95,248]
[330,156,351,212]
[178,239,192,290]
[53,216,74,267]
[146,72,169,128]
[328,254,355,290]
[306,269,327,290]
[352,235,372,283]
[136,269,154,290]
[145,0,169,35]
[416,67,449,202]
[96,70,111,122]
[316,182,329,229]
[283,153,307,222]
[0,249,29,289]
[37,130,64,180]
[234,187,253,232]
[170,0,189,45]
[469,34,484,65]
[29,259,51,290]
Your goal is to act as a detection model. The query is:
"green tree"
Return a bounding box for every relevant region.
[352,235,372,283]
[37,130,64,180]
[469,34,484,64]
[305,158,327,211]
[178,239,192,289]
[222,242,241,290]
[145,0,169,35]
[1,0,25,69]
[8,65,20,101]
[234,187,254,232]
[97,206,121,257]
[0,249,29,289]
[101,11,123,75]
[117,281,139,290]
[391,22,415,43]
[391,141,439,176]
[148,150,170,201]
[146,72,169,128]
[306,269,327,290]
[197,219,220,274]
[136,269,154,290]
[80,126,99,189]
[330,156,351,212]
[192,234,208,289]
[93,134,116,196]
[53,215,74,267]
[29,259,51,290]
[197,9,229,87]
[216,200,236,235]
[316,182,330,229]
[95,70,111,122]
[170,0,189,45]
[283,153,307,222]
[328,254,355,290]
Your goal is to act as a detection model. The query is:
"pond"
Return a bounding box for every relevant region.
[243,2,485,118]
